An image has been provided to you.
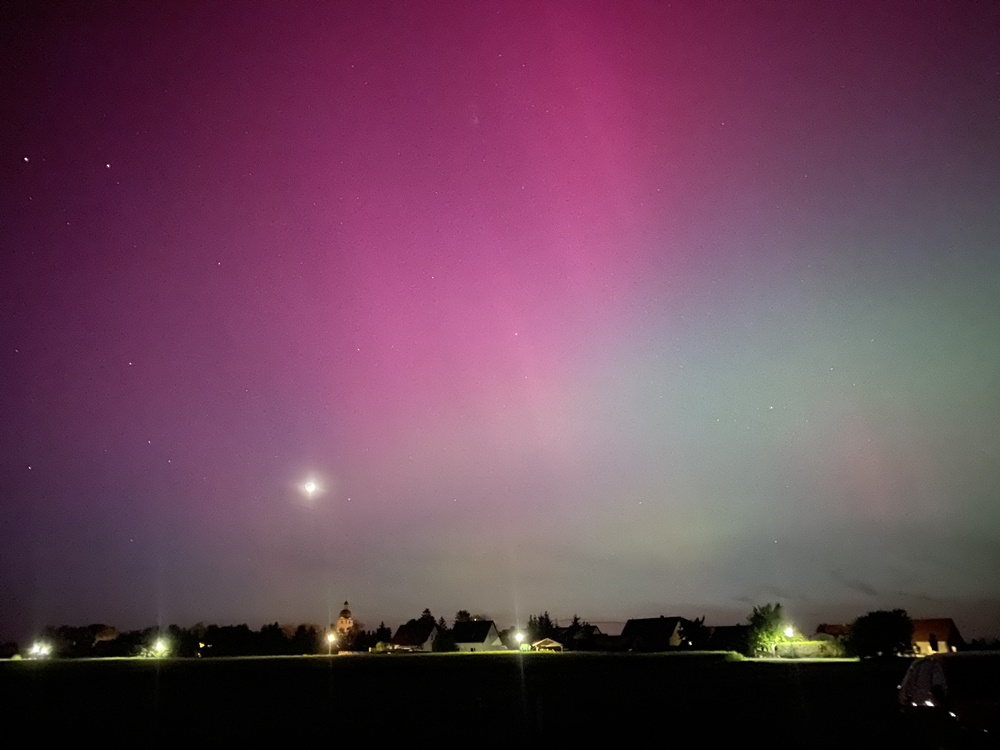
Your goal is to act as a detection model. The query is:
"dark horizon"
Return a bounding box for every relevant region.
[3,1,999,645]
[8,599,998,646]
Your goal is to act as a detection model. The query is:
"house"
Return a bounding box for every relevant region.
[452,620,505,652]
[619,616,693,652]
[912,618,963,655]
[553,621,606,650]
[390,618,441,652]
[531,638,564,652]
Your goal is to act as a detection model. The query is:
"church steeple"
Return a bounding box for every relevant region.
[336,601,354,635]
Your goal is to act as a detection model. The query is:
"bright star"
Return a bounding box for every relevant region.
[300,478,322,498]
[294,473,334,503]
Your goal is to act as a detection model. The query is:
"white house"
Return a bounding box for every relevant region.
[452,620,505,652]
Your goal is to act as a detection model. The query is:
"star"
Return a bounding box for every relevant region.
[300,478,322,498]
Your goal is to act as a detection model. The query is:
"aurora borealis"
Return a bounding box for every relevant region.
[2,1,999,641]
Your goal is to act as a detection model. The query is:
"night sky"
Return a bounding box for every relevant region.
[3,1,999,643]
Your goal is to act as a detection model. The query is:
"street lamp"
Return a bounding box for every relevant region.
[784,626,794,639]
[327,632,336,656]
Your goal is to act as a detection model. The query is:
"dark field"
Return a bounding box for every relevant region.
[2,653,912,744]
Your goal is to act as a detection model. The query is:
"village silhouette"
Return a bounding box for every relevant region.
[11,600,992,661]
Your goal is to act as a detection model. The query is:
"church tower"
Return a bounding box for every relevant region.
[335,601,354,636]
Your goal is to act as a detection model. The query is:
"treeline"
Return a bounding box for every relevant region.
[17,620,394,659]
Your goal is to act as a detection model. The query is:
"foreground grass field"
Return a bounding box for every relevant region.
[2,652,911,744]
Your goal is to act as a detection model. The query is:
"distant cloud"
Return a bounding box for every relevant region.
[831,569,878,597]
[892,590,938,603]
[763,585,797,601]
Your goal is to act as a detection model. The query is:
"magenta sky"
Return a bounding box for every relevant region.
[3,1,999,641]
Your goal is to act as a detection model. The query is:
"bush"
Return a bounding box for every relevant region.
[775,640,845,658]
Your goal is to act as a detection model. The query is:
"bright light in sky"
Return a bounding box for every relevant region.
[299,478,323,500]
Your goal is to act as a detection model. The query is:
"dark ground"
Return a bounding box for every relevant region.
[2,652,912,744]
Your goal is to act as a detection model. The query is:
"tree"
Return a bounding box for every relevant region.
[290,624,320,654]
[561,615,603,651]
[433,617,457,652]
[537,612,556,638]
[747,603,784,656]
[351,629,377,652]
[682,616,709,649]
[526,614,538,640]
[335,618,364,651]
[454,610,472,625]
[259,622,289,655]
[166,623,200,657]
[845,610,913,658]
[100,628,147,657]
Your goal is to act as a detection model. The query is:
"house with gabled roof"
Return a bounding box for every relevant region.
[553,621,607,650]
[619,616,692,652]
[452,619,505,652]
[912,618,963,655]
[390,618,440,652]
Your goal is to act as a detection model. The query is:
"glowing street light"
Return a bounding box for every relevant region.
[153,638,169,657]
[327,632,336,656]
[29,641,52,658]
[784,626,794,639]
